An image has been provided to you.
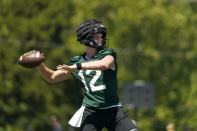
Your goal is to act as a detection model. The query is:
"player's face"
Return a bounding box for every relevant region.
[93,33,103,46]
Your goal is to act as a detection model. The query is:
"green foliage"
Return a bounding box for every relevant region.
[1,0,197,130]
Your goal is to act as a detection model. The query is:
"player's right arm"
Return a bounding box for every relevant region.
[37,63,73,83]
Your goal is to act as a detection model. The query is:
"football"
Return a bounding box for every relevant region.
[18,51,45,68]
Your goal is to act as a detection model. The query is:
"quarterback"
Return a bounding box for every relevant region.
[37,19,138,131]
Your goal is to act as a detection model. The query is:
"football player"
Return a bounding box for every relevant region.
[37,19,138,131]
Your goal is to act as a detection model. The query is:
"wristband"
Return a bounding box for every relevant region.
[76,63,82,70]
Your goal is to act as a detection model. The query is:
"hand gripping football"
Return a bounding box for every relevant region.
[18,51,45,68]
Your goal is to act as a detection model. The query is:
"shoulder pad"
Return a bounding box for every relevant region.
[67,55,82,65]
[99,48,116,58]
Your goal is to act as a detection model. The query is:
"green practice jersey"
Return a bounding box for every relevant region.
[67,48,120,108]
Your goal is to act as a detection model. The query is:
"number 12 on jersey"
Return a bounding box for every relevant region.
[78,70,106,92]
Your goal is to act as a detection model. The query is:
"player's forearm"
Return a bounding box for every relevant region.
[69,60,107,71]
[38,63,72,83]
[68,55,114,71]
[81,60,110,70]
[80,55,114,70]
[37,63,55,83]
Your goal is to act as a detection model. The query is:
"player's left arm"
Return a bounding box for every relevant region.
[81,55,115,70]
[57,55,115,72]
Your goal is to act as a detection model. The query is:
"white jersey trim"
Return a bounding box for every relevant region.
[68,105,85,127]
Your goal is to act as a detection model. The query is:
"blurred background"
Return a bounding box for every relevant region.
[1,0,197,130]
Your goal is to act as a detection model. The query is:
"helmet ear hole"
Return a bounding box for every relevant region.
[76,19,107,49]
